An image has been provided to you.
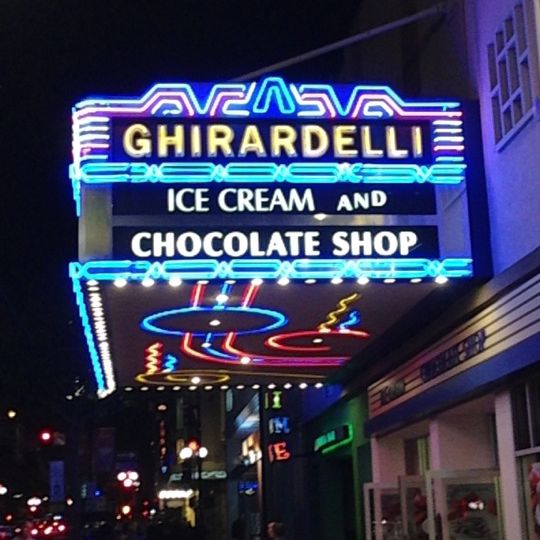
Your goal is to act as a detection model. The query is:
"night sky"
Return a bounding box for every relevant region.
[0,1,358,417]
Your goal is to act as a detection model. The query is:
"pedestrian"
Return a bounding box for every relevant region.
[13,521,34,540]
[267,521,286,540]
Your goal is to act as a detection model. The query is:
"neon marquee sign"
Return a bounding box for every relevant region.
[70,78,475,396]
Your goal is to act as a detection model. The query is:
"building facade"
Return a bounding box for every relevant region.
[304,0,540,538]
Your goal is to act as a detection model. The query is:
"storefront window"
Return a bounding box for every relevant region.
[519,453,540,540]
[445,481,501,539]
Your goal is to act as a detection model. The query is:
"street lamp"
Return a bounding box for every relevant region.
[116,470,140,489]
[178,441,208,525]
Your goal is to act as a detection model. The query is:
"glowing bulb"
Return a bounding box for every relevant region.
[312,338,323,344]
[305,279,316,284]
[410,278,422,283]
[331,277,343,285]
[277,277,290,286]
[267,383,276,389]
[220,385,229,390]
[236,385,245,390]
[7,410,16,419]
[383,278,396,284]
[357,276,370,285]
[204,385,213,391]
[216,294,229,303]
[198,447,209,459]
[114,278,127,288]
[201,342,211,349]
[283,383,292,389]
[251,278,263,286]
[252,384,260,389]
[142,278,155,287]
[87,280,98,286]
[315,382,324,389]
[299,383,308,390]
[240,356,251,365]
[314,213,327,221]
[435,275,449,284]
[191,376,201,385]
[209,319,221,327]
[169,277,182,287]
[198,280,209,285]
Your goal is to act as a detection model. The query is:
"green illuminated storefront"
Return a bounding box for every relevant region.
[305,393,372,540]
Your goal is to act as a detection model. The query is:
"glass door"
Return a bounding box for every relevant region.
[399,475,429,539]
[363,483,403,539]
[425,469,503,540]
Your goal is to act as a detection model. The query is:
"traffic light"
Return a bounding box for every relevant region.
[39,430,53,444]
[38,430,66,446]
[187,438,200,452]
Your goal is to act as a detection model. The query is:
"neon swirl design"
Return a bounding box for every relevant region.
[163,354,179,372]
[135,369,324,386]
[265,329,369,352]
[141,306,287,337]
[144,342,163,374]
[222,333,345,367]
[135,369,231,385]
[339,310,361,330]
[318,293,360,332]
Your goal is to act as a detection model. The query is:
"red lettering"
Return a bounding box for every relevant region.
[267,441,291,462]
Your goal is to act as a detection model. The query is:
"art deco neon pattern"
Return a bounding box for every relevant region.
[69,258,473,282]
[70,77,466,213]
[70,271,378,396]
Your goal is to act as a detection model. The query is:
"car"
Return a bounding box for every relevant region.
[29,519,67,538]
[0,525,14,539]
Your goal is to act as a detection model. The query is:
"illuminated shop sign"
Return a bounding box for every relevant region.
[70,78,475,397]
[112,184,436,215]
[71,78,465,189]
[72,77,472,282]
[265,390,293,463]
[113,226,438,260]
[314,425,353,454]
[114,119,428,162]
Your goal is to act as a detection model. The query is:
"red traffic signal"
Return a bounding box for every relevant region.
[39,430,53,444]
[187,439,200,452]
